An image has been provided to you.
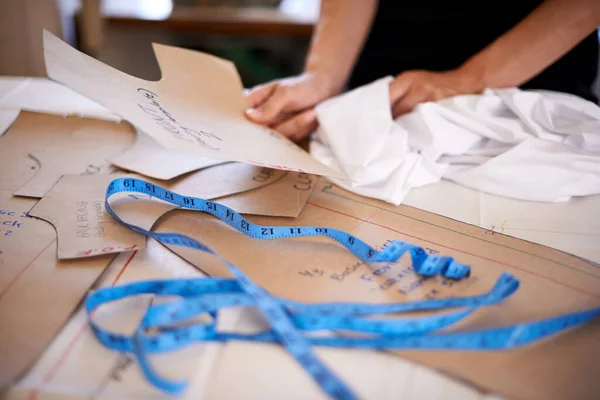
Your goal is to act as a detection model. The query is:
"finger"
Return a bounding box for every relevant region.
[431,88,455,102]
[273,108,318,141]
[245,86,292,125]
[391,86,430,118]
[389,73,414,104]
[244,82,278,109]
[266,110,300,128]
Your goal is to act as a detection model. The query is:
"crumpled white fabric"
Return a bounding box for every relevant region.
[310,76,600,204]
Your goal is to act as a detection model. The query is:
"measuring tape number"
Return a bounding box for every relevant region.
[84,177,600,399]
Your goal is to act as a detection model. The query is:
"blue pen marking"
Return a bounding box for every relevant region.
[84,177,600,399]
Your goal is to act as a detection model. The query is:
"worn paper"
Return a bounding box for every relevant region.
[0,112,135,197]
[0,190,115,391]
[29,163,286,259]
[110,129,226,180]
[153,179,600,400]
[0,77,120,121]
[43,31,344,179]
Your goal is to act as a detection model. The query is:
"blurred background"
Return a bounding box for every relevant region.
[0,0,599,98]
[0,0,319,88]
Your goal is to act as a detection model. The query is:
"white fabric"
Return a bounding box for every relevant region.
[310,76,600,204]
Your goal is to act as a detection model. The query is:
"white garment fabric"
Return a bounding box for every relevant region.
[310,76,600,204]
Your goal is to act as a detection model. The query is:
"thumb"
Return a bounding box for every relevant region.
[245,81,278,109]
[245,86,290,125]
[389,73,413,105]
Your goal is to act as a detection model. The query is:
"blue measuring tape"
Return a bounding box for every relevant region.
[85,177,600,399]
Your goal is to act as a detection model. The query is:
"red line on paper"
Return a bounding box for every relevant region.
[307,202,600,299]
[111,252,135,285]
[0,238,56,302]
[27,250,138,400]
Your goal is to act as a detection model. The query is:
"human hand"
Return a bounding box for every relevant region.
[244,72,341,141]
[389,69,482,118]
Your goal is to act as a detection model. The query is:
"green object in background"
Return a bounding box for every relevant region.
[210,44,288,87]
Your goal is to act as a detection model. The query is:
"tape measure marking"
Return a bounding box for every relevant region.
[106,178,471,279]
[83,177,600,399]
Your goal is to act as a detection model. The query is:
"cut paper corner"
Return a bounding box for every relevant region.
[41,30,346,180]
[149,39,241,85]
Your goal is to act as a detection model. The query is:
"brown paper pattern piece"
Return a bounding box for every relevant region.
[153,179,600,400]
[43,31,344,179]
[0,111,135,196]
[216,171,317,217]
[0,190,115,391]
[0,109,20,137]
[29,164,286,259]
[110,129,227,180]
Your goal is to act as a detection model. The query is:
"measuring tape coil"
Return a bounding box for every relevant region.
[84,177,600,399]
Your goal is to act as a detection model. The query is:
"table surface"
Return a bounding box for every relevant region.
[2,77,600,399]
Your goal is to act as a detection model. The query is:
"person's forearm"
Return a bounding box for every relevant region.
[460,0,600,90]
[304,0,378,93]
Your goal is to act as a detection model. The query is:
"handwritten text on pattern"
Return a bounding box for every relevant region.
[137,88,221,150]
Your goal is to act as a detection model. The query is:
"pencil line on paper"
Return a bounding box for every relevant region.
[0,238,56,302]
